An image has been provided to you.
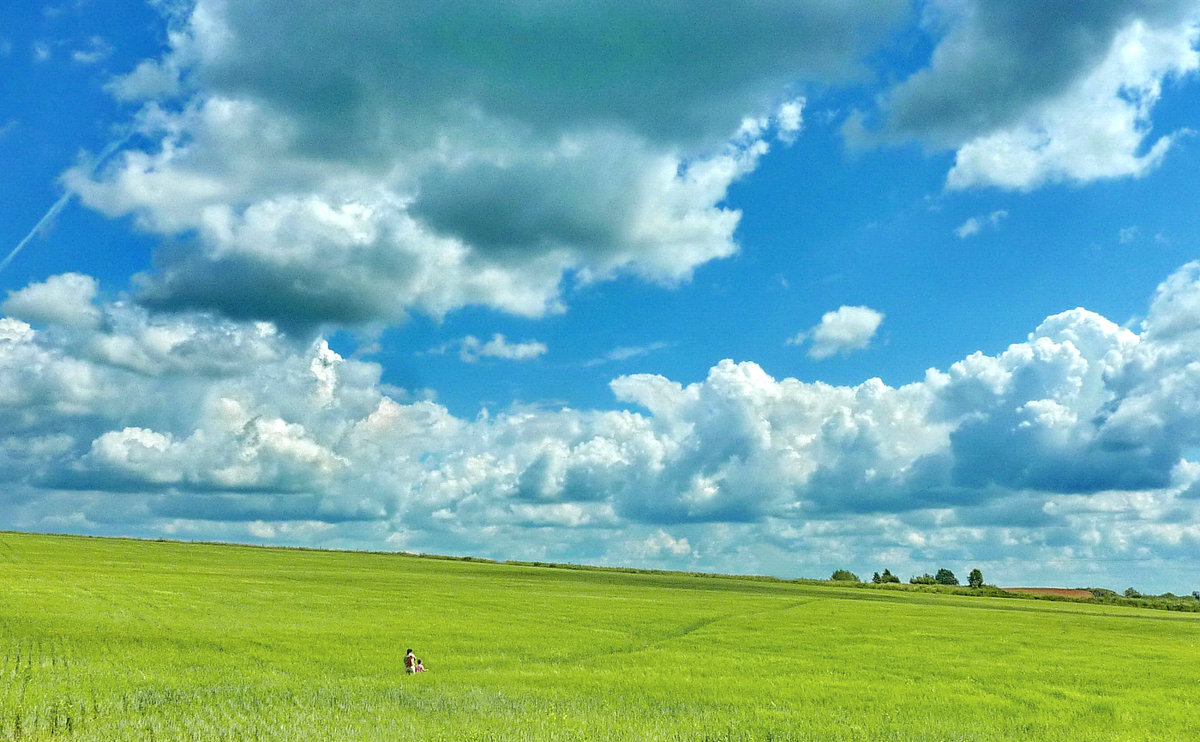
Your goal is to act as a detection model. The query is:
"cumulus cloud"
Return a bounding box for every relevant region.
[877,0,1200,190]
[66,0,902,328]
[790,305,885,359]
[7,265,1200,589]
[3,273,101,329]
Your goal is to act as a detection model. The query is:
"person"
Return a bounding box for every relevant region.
[404,649,416,675]
[415,658,426,672]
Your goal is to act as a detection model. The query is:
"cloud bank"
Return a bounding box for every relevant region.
[67,1,1200,331]
[5,264,1200,588]
[67,0,903,328]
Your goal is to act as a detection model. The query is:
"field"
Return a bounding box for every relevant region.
[1004,588,1095,600]
[2,532,1199,740]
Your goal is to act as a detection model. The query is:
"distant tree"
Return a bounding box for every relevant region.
[935,568,959,586]
[910,573,936,585]
[830,569,860,582]
[872,572,882,584]
[968,568,984,588]
[1193,591,1200,601]
[881,569,900,584]
[1124,587,1142,599]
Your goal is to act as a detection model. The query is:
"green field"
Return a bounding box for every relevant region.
[2,532,1198,740]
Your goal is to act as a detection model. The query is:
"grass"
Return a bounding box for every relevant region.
[2,531,1199,740]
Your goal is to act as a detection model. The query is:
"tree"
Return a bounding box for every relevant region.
[910,573,936,585]
[871,572,882,584]
[1124,587,1142,598]
[968,568,984,588]
[830,569,860,582]
[1193,591,1200,601]
[881,569,900,584]
[935,568,959,586]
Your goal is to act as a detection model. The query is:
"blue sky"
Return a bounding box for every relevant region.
[4,1,1200,592]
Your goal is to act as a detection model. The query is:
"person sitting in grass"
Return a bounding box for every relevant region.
[404,649,416,675]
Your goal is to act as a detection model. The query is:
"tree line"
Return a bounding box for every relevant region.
[829,567,984,588]
[826,569,1200,612]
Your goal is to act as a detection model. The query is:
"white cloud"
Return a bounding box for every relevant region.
[247,520,334,542]
[623,529,695,560]
[875,1,1200,190]
[71,36,114,65]
[2,273,101,329]
[107,57,183,100]
[954,218,982,239]
[954,209,1008,239]
[583,341,672,367]
[791,305,885,359]
[946,16,1200,190]
[66,0,903,328]
[440,334,548,364]
[8,263,1200,590]
[775,98,805,144]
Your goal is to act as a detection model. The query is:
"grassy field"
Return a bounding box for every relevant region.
[2,532,1198,740]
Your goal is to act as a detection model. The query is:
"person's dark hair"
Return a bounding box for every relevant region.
[406,648,413,654]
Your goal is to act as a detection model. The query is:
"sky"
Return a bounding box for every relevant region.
[3,1,1200,593]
